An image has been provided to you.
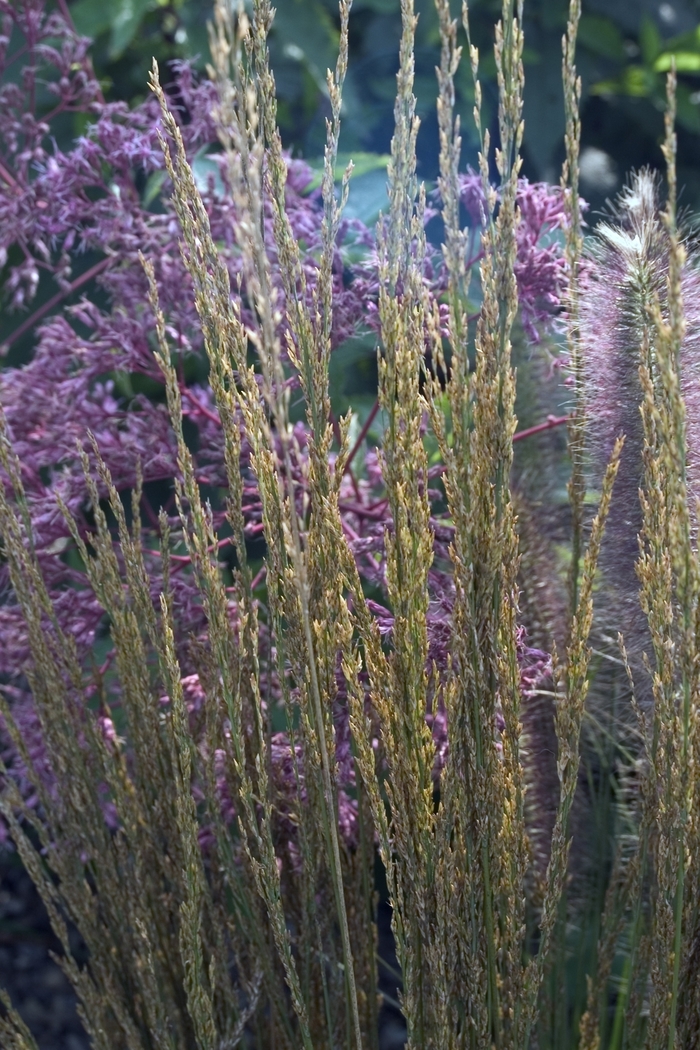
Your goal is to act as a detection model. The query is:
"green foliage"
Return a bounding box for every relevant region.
[62,0,700,202]
[70,0,212,103]
[591,16,700,135]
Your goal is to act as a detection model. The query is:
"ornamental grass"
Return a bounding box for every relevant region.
[1,0,700,1047]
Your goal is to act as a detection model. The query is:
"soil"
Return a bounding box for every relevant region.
[0,849,89,1049]
[0,850,406,1049]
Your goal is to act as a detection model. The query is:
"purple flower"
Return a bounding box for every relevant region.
[433,172,582,341]
[0,0,377,696]
[458,169,488,227]
[513,179,572,341]
[0,0,558,855]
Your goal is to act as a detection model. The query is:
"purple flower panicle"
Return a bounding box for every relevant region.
[0,0,562,850]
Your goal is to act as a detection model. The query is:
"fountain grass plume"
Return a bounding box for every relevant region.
[577,71,700,1050]
[581,166,700,709]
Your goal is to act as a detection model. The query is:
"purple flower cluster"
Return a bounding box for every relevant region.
[451,170,577,341]
[0,1,558,848]
[0,1,375,682]
[165,671,360,861]
[513,179,572,341]
[0,2,101,304]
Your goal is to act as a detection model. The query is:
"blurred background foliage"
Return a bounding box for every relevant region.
[5,0,700,376]
[63,0,700,215]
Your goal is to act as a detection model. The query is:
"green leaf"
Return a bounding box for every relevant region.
[591,65,655,99]
[338,152,391,179]
[329,333,377,416]
[342,169,389,225]
[271,0,339,91]
[520,28,568,178]
[657,24,700,55]
[143,146,222,212]
[142,169,167,208]
[622,64,656,97]
[675,84,700,132]
[521,46,542,65]
[652,25,700,74]
[639,16,662,66]
[306,152,391,191]
[654,51,700,73]
[70,0,113,40]
[350,0,399,12]
[108,0,155,60]
[191,150,225,198]
[578,15,625,62]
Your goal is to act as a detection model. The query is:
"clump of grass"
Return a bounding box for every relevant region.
[1,2,700,1049]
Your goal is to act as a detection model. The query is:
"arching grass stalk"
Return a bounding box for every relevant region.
[149,57,321,1044]
[371,3,436,1044]
[561,0,585,619]
[255,32,364,1050]
[658,72,691,1049]
[522,437,623,1047]
[637,67,700,1050]
[151,0,370,1038]
[428,0,532,1045]
[234,1,365,1041]
[207,7,341,1040]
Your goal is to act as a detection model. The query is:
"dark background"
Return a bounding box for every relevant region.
[66,0,700,216]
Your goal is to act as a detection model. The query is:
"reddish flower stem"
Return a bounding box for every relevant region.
[465,248,485,270]
[2,256,113,352]
[54,0,75,28]
[512,414,569,443]
[339,500,388,522]
[343,399,380,476]
[250,564,267,591]
[181,385,221,426]
[0,159,19,190]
